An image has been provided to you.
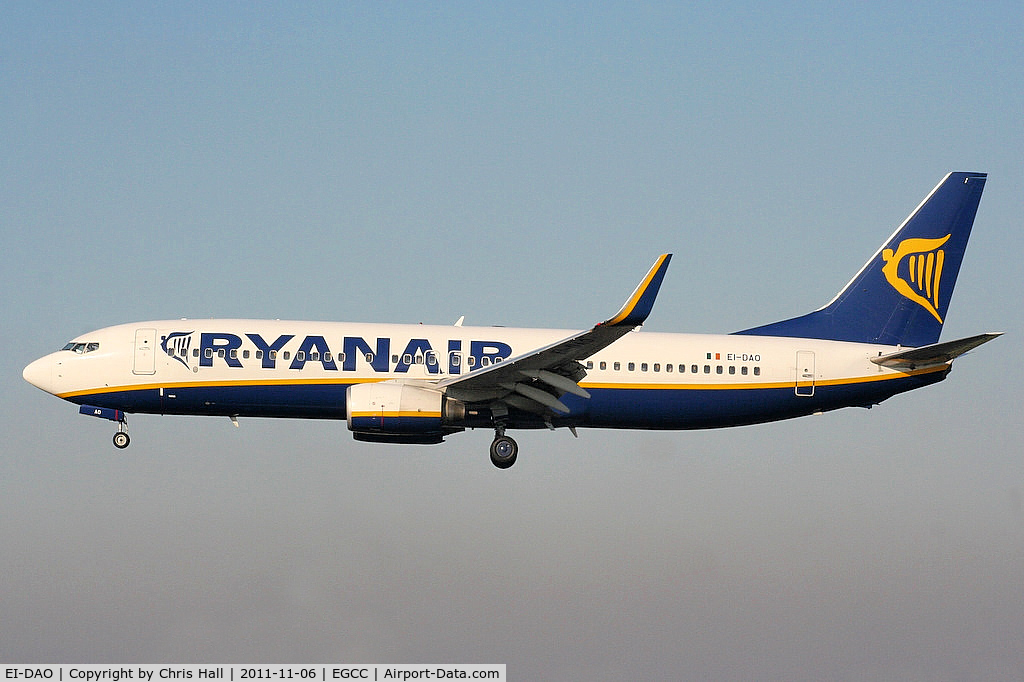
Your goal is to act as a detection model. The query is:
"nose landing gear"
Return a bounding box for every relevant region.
[78,404,130,449]
[113,421,130,449]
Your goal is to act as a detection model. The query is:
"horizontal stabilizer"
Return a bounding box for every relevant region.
[871,332,1002,370]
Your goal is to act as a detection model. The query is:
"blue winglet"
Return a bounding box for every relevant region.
[603,254,672,327]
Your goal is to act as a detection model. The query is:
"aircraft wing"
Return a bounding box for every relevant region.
[436,254,672,414]
[870,332,1002,370]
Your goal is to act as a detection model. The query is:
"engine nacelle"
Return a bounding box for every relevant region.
[346,382,465,444]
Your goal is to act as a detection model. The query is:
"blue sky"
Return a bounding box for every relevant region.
[2,3,1022,678]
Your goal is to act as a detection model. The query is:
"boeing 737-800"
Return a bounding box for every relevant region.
[24,172,1000,468]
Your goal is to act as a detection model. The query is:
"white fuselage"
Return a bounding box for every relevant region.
[23,319,948,431]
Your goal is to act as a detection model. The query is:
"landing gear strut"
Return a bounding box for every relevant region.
[113,420,130,449]
[489,427,518,469]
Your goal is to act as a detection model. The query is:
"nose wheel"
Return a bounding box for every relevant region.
[489,431,518,469]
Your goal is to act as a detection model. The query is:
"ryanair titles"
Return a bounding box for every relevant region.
[160,331,513,375]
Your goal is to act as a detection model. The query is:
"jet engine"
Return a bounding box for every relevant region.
[346,382,465,444]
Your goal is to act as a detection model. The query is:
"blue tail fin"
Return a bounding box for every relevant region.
[735,172,987,347]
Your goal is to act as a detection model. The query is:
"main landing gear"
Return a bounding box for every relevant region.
[489,427,518,469]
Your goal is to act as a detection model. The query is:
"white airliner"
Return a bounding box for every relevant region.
[24,172,1000,468]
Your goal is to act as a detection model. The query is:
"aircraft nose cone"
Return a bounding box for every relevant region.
[23,356,54,394]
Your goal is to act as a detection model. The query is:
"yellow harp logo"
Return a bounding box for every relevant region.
[881,234,951,323]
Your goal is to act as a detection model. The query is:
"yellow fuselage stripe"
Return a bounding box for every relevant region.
[580,364,947,391]
[350,411,442,419]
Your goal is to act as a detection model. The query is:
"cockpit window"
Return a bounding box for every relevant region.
[62,342,100,354]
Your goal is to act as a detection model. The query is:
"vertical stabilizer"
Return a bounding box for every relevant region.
[735,172,987,347]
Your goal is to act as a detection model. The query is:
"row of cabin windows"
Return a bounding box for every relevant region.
[167,342,753,374]
[166,344,757,375]
[586,360,761,376]
[167,346,503,368]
